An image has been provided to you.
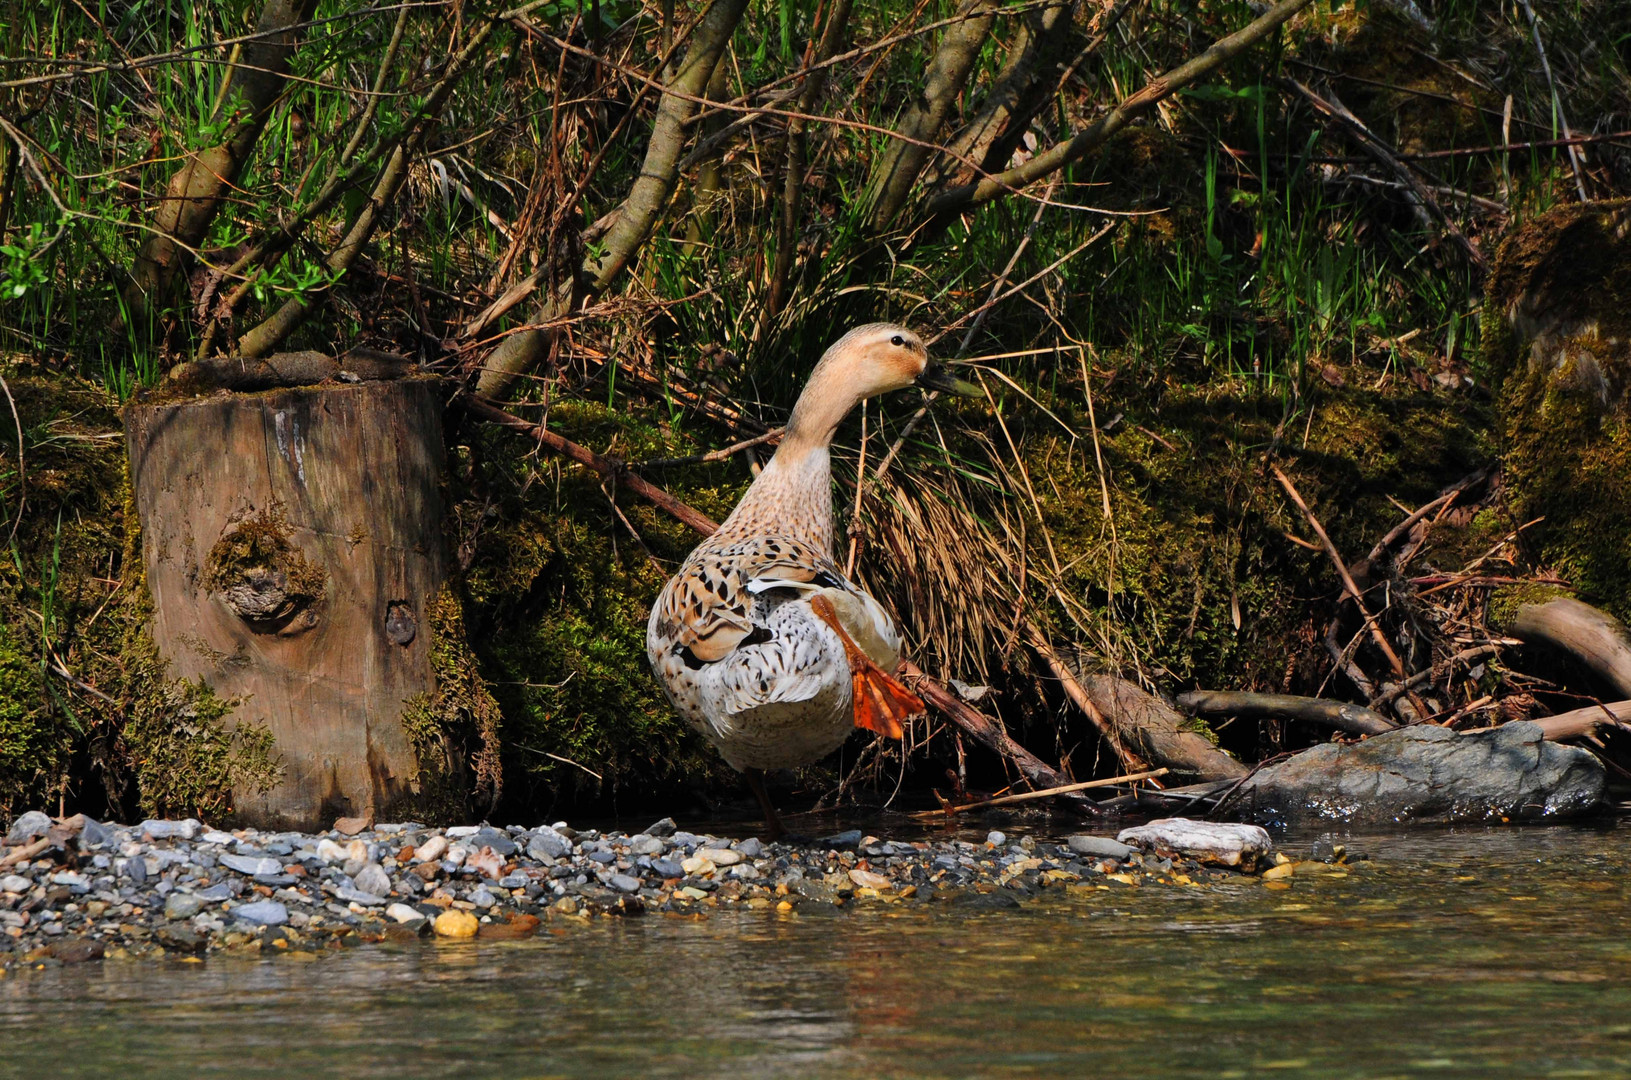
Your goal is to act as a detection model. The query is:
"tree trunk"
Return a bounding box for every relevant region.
[124,378,450,829]
[123,0,317,326]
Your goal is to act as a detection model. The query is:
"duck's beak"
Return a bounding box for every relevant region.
[915,361,981,397]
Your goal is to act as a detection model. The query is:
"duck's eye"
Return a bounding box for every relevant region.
[890,335,905,347]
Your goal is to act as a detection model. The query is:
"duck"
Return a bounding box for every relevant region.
[646,323,976,837]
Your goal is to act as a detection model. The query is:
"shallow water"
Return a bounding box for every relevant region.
[6,820,1631,1079]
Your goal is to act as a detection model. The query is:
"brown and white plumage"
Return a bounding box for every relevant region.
[646,324,970,784]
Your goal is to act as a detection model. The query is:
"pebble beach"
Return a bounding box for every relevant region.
[0,810,1295,971]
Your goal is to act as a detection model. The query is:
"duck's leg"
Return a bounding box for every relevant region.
[743,768,786,841]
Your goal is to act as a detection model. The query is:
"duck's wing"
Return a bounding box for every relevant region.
[650,537,849,667]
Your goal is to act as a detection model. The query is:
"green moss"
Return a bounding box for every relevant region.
[1487,582,1573,632]
[0,362,283,821]
[204,504,327,617]
[400,584,503,821]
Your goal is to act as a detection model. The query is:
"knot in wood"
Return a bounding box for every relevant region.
[385,601,417,646]
[222,567,291,621]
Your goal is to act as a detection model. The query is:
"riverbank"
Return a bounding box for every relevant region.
[0,812,1318,970]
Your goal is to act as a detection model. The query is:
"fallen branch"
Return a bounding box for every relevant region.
[1371,645,1503,708]
[463,395,721,537]
[910,767,1168,817]
[1177,690,1397,737]
[164,349,418,393]
[0,837,50,868]
[1508,598,1631,699]
[898,660,1094,809]
[1465,700,1631,742]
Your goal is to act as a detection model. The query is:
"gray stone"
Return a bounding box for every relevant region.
[5,810,51,845]
[195,883,234,902]
[201,830,236,845]
[78,817,113,849]
[498,873,527,888]
[233,899,288,926]
[629,835,665,856]
[735,837,763,858]
[353,862,391,897]
[527,828,571,860]
[818,829,863,849]
[139,818,200,840]
[1230,721,1606,826]
[470,888,495,909]
[984,831,1006,847]
[0,874,30,893]
[608,873,642,893]
[120,857,147,885]
[385,902,422,924]
[1066,835,1133,860]
[471,828,518,856]
[219,853,281,876]
[333,885,386,906]
[650,858,685,879]
[50,871,89,889]
[645,817,677,838]
[164,893,203,920]
[1117,819,1272,869]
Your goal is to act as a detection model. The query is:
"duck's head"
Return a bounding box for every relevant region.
[815,323,979,401]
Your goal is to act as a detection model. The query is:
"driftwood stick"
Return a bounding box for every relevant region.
[1362,465,1493,571]
[0,837,51,868]
[1178,690,1397,736]
[1465,700,1631,742]
[1508,599,1631,700]
[910,768,1169,817]
[1272,463,1410,681]
[898,660,1094,808]
[166,349,418,393]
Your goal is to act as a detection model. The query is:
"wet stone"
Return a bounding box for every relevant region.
[163,893,202,920]
[1067,835,1133,860]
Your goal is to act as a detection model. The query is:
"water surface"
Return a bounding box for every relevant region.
[6,821,1631,1078]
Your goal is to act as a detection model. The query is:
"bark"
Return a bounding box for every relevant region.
[123,0,318,325]
[1177,690,1399,737]
[125,379,449,829]
[868,0,999,228]
[927,0,1314,216]
[1064,664,1251,781]
[1508,699,1631,741]
[1509,599,1631,699]
[478,0,749,399]
[933,0,1074,190]
[682,61,732,253]
[587,0,750,291]
[235,15,499,358]
[165,348,417,393]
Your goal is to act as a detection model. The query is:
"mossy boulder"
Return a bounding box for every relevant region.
[1484,200,1631,622]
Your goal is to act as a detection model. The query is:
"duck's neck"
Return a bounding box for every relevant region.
[711,363,863,555]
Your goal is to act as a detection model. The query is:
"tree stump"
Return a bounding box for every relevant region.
[125,378,449,829]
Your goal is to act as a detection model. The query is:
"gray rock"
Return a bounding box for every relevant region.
[818,829,863,849]
[1117,819,1272,869]
[139,819,200,840]
[650,858,685,879]
[164,892,203,920]
[353,862,391,897]
[735,837,763,859]
[629,835,665,856]
[498,873,527,888]
[233,899,288,926]
[608,873,642,893]
[0,874,30,893]
[195,883,234,902]
[219,853,281,876]
[50,871,89,889]
[470,828,518,856]
[527,828,571,860]
[1231,721,1606,826]
[1066,835,1133,860]
[645,817,678,837]
[470,888,495,909]
[985,831,1006,847]
[78,817,113,849]
[6,810,51,845]
[201,830,236,845]
[333,885,386,906]
[120,857,147,885]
